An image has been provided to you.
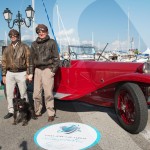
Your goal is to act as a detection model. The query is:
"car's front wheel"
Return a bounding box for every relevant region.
[115,82,148,134]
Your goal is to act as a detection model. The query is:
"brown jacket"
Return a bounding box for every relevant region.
[31,35,60,73]
[2,42,33,76]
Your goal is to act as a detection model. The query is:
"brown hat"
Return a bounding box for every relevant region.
[8,29,19,37]
[36,24,48,33]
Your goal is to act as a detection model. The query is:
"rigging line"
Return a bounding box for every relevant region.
[41,0,60,53]
[56,5,70,45]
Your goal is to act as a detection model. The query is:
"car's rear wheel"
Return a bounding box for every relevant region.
[115,82,148,134]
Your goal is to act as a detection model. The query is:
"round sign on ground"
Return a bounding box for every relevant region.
[34,122,101,150]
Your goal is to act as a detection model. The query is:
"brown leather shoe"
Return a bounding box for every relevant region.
[48,116,54,122]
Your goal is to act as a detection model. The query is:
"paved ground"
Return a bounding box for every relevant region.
[0,89,150,150]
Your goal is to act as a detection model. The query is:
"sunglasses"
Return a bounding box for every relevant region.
[9,35,18,38]
[37,28,47,34]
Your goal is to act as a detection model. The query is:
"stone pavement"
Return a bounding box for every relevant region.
[0,89,101,150]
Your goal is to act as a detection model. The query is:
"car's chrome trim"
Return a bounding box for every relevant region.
[54,92,71,99]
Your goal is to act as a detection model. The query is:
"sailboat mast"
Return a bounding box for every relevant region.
[138,35,140,52]
[56,5,70,45]
[32,0,35,41]
[127,9,130,52]
[118,33,120,51]
[56,5,61,51]
[92,32,94,46]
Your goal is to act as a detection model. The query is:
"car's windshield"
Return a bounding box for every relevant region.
[69,46,95,55]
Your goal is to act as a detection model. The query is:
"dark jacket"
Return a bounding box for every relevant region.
[2,42,33,76]
[31,35,60,73]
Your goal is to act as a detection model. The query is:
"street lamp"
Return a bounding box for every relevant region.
[3,5,35,41]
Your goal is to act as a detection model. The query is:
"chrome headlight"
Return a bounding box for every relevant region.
[143,62,150,73]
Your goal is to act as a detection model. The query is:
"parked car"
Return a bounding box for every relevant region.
[53,60,150,134]
[1,59,150,134]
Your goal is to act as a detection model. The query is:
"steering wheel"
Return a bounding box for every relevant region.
[70,52,77,60]
[62,59,70,67]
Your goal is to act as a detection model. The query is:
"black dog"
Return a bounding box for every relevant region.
[13,98,37,126]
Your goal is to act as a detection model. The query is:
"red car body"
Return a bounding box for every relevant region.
[53,60,150,134]
[54,60,150,105]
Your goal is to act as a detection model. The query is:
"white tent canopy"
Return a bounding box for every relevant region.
[142,48,150,55]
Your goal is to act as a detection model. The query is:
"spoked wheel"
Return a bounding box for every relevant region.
[62,59,70,67]
[115,82,148,134]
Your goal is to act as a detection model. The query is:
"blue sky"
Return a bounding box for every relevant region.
[0,0,150,52]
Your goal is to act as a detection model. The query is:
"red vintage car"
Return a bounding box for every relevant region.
[2,59,150,134]
[50,59,150,134]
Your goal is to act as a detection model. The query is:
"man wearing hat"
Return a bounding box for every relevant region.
[30,24,60,122]
[2,29,33,119]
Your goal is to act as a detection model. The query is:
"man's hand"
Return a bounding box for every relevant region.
[51,72,55,77]
[2,76,6,84]
[27,74,33,81]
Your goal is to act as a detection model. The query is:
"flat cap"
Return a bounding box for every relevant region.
[36,24,48,33]
[8,29,19,37]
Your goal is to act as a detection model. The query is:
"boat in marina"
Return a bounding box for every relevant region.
[132,54,150,62]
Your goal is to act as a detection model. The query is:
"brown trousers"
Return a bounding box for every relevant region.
[33,68,55,116]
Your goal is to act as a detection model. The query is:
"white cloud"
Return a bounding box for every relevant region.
[57,28,75,37]
[109,40,128,51]
[21,24,37,41]
[21,34,34,41]
[56,28,79,45]
[57,37,80,45]
[56,28,129,51]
